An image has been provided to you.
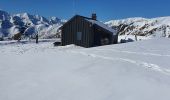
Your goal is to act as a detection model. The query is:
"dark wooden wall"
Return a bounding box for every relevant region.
[93,25,115,46]
[113,34,118,44]
[62,16,94,48]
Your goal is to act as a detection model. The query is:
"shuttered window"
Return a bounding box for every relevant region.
[77,32,82,40]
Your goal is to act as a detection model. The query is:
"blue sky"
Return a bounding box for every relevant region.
[0,0,170,21]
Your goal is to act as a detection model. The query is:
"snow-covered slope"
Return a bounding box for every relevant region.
[0,38,170,100]
[0,10,64,39]
[13,13,50,25]
[105,17,170,37]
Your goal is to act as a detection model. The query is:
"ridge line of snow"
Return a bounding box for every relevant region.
[95,49,170,57]
[105,16,170,22]
[67,50,170,76]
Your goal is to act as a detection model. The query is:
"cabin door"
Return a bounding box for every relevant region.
[94,32,101,46]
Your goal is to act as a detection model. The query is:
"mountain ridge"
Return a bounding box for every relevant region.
[1,9,170,40]
[0,10,64,39]
[105,16,170,37]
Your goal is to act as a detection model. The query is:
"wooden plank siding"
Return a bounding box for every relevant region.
[62,15,92,47]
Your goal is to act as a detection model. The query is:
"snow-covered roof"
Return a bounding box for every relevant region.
[86,19,117,35]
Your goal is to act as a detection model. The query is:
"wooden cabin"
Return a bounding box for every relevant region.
[61,14,118,48]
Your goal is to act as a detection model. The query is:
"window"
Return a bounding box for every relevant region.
[77,32,82,40]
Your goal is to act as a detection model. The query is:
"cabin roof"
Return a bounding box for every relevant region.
[85,19,117,35]
[78,15,117,35]
[61,15,117,35]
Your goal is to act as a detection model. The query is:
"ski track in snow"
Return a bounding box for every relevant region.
[1,41,170,76]
[68,50,170,76]
[94,49,170,57]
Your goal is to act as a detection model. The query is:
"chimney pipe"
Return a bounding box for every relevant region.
[92,13,97,20]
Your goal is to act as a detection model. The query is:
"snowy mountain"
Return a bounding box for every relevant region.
[1,9,170,39]
[105,17,170,37]
[0,10,64,39]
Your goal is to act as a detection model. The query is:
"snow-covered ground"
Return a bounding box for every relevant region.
[0,38,170,100]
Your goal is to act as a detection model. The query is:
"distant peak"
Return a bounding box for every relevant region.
[0,9,9,14]
[22,12,30,16]
[50,16,60,20]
